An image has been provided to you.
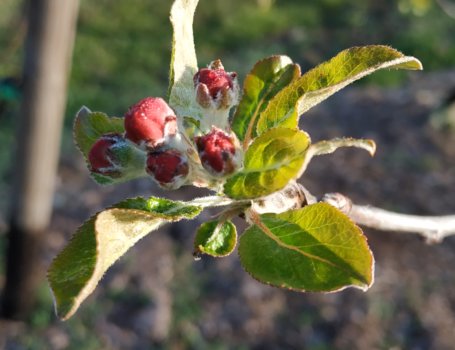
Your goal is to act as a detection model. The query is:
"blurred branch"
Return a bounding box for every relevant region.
[320,192,455,244]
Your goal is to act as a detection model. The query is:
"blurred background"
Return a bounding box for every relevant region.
[1,0,455,349]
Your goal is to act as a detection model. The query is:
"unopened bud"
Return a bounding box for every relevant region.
[87,133,147,182]
[88,133,126,177]
[194,60,238,110]
[195,127,240,177]
[124,97,177,149]
[146,149,189,189]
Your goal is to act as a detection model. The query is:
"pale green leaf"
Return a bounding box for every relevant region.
[73,107,125,158]
[194,220,237,257]
[300,137,376,175]
[224,128,310,199]
[257,45,423,134]
[168,0,200,115]
[48,198,202,320]
[239,203,374,292]
[73,107,147,185]
[231,55,300,145]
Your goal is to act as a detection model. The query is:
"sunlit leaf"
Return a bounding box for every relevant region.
[224,128,310,199]
[300,137,376,175]
[194,220,237,257]
[73,107,124,158]
[48,197,202,320]
[115,196,203,219]
[257,45,423,134]
[231,55,300,146]
[73,107,146,185]
[168,0,200,116]
[239,203,374,292]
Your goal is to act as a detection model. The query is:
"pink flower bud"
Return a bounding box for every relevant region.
[195,127,238,176]
[146,149,189,188]
[88,133,124,177]
[193,60,238,109]
[124,97,177,148]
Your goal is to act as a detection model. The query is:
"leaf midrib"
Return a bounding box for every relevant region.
[251,212,368,285]
[243,69,289,149]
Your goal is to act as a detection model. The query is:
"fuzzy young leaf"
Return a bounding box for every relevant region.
[224,128,310,199]
[115,196,203,219]
[256,45,423,134]
[168,0,199,115]
[299,137,376,176]
[73,107,125,158]
[194,220,237,257]
[74,109,146,186]
[231,55,300,146]
[239,203,374,292]
[48,198,202,320]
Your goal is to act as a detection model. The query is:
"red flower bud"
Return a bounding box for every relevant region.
[195,127,238,176]
[124,97,177,148]
[195,69,233,99]
[194,60,238,109]
[88,133,124,177]
[146,149,189,188]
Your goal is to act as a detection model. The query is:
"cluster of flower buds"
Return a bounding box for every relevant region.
[124,97,189,189]
[87,60,243,189]
[87,97,189,189]
[192,60,242,178]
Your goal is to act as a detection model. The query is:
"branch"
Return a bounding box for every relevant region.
[320,192,455,243]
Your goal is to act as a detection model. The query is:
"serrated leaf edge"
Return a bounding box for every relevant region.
[195,220,237,258]
[234,55,298,147]
[49,197,204,320]
[299,137,376,177]
[49,209,165,320]
[297,49,422,115]
[240,206,375,293]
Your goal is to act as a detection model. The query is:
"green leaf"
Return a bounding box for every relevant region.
[48,197,202,320]
[224,128,310,199]
[308,138,376,157]
[300,137,376,175]
[257,45,423,134]
[194,220,237,257]
[168,0,199,115]
[115,196,202,219]
[73,107,147,186]
[239,203,374,292]
[231,55,300,146]
[73,107,125,158]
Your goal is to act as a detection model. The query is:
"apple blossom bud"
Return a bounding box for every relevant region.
[88,133,126,177]
[193,60,239,110]
[146,149,189,189]
[195,127,239,177]
[124,97,177,148]
[87,133,148,184]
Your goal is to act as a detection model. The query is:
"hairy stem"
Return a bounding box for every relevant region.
[320,192,455,243]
